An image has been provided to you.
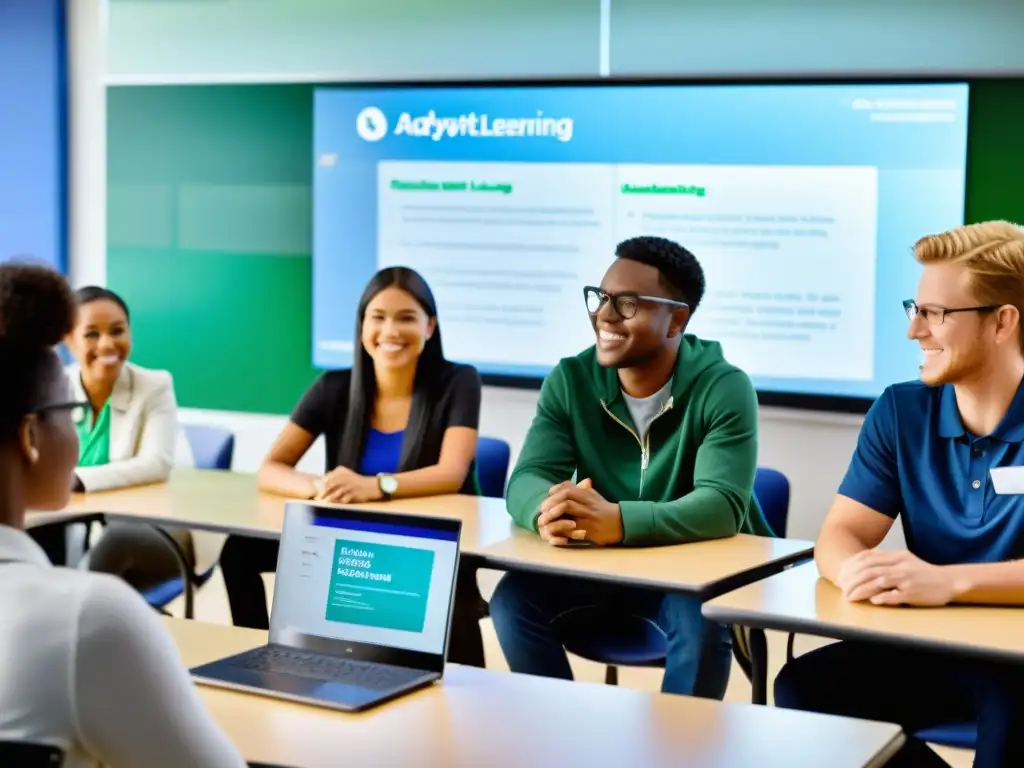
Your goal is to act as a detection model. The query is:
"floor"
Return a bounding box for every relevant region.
[169,567,975,768]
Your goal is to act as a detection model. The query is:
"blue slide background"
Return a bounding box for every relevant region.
[0,0,66,274]
[312,82,969,399]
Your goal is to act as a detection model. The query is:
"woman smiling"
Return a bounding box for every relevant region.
[219,266,482,630]
[62,287,207,590]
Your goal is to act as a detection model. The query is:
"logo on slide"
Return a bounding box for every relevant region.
[356,107,388,142]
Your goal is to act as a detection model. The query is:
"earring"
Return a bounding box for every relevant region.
[27,447,39,462]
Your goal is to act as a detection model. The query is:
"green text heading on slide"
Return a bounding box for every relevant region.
[325,539,435,633]
[620,183,706,197]
[390,178,513,194]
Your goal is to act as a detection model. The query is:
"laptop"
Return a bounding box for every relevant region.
[190,501,462,712]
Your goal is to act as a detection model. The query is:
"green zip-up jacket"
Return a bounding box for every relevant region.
[506,335,773,546]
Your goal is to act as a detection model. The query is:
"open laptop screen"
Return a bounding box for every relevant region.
[269,503,461,663]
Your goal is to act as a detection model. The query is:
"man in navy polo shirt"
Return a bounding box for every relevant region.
[774,221,1024,768]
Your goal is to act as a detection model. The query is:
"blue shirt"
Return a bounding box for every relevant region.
[839,378,1024,566]
[357,429,404,476]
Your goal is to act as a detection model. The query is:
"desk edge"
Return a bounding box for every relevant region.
[697,546,814,600]
[702,604,1024,664]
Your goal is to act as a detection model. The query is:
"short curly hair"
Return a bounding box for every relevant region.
[0,261,77,437]
[614,236,706,312]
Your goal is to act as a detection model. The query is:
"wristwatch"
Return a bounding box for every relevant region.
[378,474,398,501]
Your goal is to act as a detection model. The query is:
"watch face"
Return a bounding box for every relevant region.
[380,475,399,494]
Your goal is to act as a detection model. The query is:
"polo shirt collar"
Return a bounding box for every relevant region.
[938,377,1024,442]
[0,525,53,567]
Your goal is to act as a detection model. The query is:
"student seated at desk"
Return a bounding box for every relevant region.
[27,287,190,572]
[489,236,772,698]
[220,266,481,630]
[774,222,1024,768]
[0,263,244,768]
[58,287,214,592]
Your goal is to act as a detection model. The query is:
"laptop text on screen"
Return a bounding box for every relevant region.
[270,503,460,657]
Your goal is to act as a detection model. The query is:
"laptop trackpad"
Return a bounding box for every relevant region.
[226,667,397,710]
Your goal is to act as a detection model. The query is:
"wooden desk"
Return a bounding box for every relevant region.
[48,468,814,598]
[483,525,812,598]
[49,468,515,555]
[168,618,904,768]
[704,561,1024,664]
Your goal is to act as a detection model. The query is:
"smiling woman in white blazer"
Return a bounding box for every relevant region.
[61,287,200,591]
[67,360,176,490]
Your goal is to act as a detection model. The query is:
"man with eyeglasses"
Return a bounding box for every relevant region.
[774,221,1024,768]
[489,235,772,699]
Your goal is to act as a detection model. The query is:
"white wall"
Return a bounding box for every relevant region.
[74,0,907,545]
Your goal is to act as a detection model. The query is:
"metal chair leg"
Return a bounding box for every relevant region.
[786,632,797,663]
[150,526,195,619]
[749,629,769,705]
[605,665,618,685]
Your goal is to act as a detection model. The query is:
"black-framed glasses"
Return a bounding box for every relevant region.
[584,286,688,320]
[903,299,1000,326]
[34,401,88,424]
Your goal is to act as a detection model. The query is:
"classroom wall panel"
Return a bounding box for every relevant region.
[107,86,319,412]
[105,0,602,82]
[609,0,1024,76]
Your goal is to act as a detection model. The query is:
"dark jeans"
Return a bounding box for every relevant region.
[488,571,733,698]
[84,522,196,591]
[775,640,1024,768]
[220,534,279,629]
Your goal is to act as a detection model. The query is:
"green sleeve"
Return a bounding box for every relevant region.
[505,364,577,531]
[619,370,758,546]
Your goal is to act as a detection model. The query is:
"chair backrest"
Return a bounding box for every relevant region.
[0,742,64,766]
[475,436,511,498]
[184,424,235,470]
[753,466,791,537]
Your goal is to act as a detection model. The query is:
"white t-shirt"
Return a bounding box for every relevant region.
[0,524,245,768]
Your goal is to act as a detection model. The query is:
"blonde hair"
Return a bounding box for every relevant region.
[914,221,1024,351]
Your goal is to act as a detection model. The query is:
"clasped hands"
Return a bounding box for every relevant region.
[837,548,957,607]
[536,478,623,547]
[312,467,382,504]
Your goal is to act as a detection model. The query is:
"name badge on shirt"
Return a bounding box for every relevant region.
[989,466,1024,495]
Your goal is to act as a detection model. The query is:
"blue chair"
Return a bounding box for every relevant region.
[753,467,790,538]
[142,424,235,617]
[914,722,977,750]
[182,424,235,471]
[476,436,511,497]
[557,467,792,686]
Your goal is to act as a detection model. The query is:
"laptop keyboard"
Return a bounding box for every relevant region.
[232,646,427,691]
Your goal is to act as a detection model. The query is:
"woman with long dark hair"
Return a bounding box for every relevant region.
[219,267,481,628]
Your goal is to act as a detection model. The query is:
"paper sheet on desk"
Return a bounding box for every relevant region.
[989,466,1024,495]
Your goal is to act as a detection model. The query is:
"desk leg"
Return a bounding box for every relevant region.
[447,555,486,668]
[749,628,769,705]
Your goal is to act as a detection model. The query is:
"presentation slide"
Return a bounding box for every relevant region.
[313,82,969,400]
[271,513,457,656]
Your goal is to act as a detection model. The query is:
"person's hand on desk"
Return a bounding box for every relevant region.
[537,478,623,546]
[314,467,383,504]
[838,549,956,606]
